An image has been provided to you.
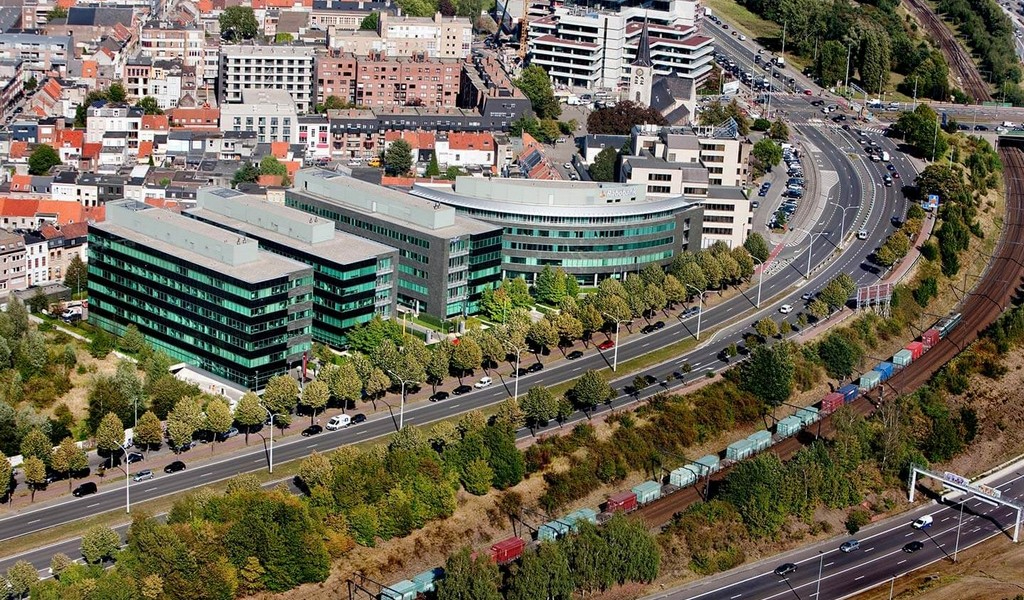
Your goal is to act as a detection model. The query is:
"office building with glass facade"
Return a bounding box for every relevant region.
[410,178,704,285]
[88,200,314,389]
[186,188,399,349]
[287,169,503,320]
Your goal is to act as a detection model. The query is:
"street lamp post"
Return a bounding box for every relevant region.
[121,445,130,514]
[501,341,527,400]
[261,406,275,474]
[386,368,420,430]
[815,550,824,599]
[683,284,705,340]
[792,227,830,280]
[750,256,766,308]
[954,497,965,562]
[829,202,857,249]
[600,312,630,371]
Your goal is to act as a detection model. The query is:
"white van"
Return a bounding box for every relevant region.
[911,515,933,529]
[326,414,351,430]
[475,376,493,388]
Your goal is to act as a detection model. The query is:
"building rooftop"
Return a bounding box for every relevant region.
[219,43,317,57]
[222,88,297,110]
[292,168,497,238]
[190,187,397,264]
[95,200,311,284]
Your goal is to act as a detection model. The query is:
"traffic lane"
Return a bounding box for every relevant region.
[660,471,1024,600]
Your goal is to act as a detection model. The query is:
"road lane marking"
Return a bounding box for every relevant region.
[854,575,864,581]
[865,547,874,552]
[87,503,99,508]
[824,562,834,567]
[200,472,211,477]
[27,520,39,525]
[306,444,318,449]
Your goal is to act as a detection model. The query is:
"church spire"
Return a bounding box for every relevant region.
[633,18,654,68]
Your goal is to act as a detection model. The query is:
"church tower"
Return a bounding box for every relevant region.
[628,19,654,106]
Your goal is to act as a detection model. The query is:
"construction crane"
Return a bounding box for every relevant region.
[518,0,528,60]
[492,0,509,46]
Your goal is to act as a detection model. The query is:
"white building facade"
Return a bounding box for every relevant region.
[218,44,317,113]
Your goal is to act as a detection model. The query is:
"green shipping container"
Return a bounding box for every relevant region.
[380,580,417,600]
[538,519,570,541]
[892,349,912,369]
[776,415,802,437]
[412,569,443,593]
[567,508,598,529]
[695,454,720,474]
[632,480,663,504]
[669,466,697,488]
[747,430,772,451]
[726,439,755,460]
[859,371,881,392]
[796,406,819,425]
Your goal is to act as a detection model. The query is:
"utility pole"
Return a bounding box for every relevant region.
[844,43,852,93]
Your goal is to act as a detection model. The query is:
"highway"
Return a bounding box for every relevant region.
[650,466,1024,600]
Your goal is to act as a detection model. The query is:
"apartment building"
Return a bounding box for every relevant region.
[329,12,472,59]
[140,22,204,67]
[0,34,72,77]
[0,230,27,294]
[220,89,299,144]
[0,59,23,123]
[187,187,398,348]
[88,200,314,389]
[287,168,502,320]
[123,56,185,110]
[316,51,462,109]
[218,43,317,113]
[527,0,712,90]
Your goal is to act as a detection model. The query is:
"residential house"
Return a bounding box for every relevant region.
[0,230,27,293]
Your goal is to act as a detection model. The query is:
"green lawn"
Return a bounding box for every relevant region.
[705,0,781,41]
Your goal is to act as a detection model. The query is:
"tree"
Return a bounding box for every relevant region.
[0,450,10,500]
[820,274,855,310]
[426,151,441,177]
[451,337,483,378]
[95,412,125,455]
[80,525,121,564]
[231,162,260,188]
[22,457,45,501]
[893,104,948,159]
[384,139,414,176]
[136,96,163,115]
[28,144,61,176]
[572,370,614,413]
[768,119,789,141]
[527,318,559,353]
[300,380,330,425]
[817,332,863,380]
[586,100,668,135]
[754,317,779,340]
[552,311,583,347]
[234,392,264,445]
[483,424,524,488]
[45,6,67,21]
[697,99,750,135]
[808,298,829,320]
[106,82,126,103]
[816,40,847,88]
[6,560,37,599]
[298,451,332,490]
[134,410,162,449]
[167,396,203,449]
[220,5,259,41]
[239,556,267,596]
[51,437,87,490]
[27,287,48,314]
[752,137,783,169]
[275,32,294,43]
[48,553,72,579]
[522,385,559,428]
[515,65,561,120]
[589,146,618,181]
[259,155,290,185]
[426,346,451,391]
[120,324,146,354]
[359,11,379,31]
[329,361,362,410]
[741,343,795,411]
[205,398,234,442]
[262,374,299,419]
[744,232,771,262]
[437,547,502,600]
[461,458,494,494]
[20,427,51,468]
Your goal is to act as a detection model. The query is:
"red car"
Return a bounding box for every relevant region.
[803,89,813,95]
[598,340,615,350]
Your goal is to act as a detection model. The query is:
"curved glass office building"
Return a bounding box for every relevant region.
[411,178,703,285]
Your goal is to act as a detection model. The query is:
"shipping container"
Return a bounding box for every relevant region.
[694,454,721,475]
[633,480,663,504]
[606,490,638,513]
[380,580,417,600]
[905,341,925,360]
[838,383,859,402]
[796,406,820,425]
[412,569,443,593]
[566,508,598,529]
[892,349,913,369]
[821,392,845,413]
[859,370,881,392]
[726,438,755,460]
[490,537,526,563]
[922,328,940,348]
[538,519,570,542]
[669,466,698,488]
[747,430,772,452]
[776,415,803,437]
[874,362,894,381]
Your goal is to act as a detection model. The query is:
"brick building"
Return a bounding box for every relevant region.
[316,51,462,109]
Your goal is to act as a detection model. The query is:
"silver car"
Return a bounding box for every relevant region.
[133,469,154,482]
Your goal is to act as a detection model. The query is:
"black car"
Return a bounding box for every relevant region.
[164,461,186,474]
[567,350,584,360]
[974,125,989,131]
[72,482,98,497]
[641,324,657,334]
[509,367,528,377]
[126,452,144,464]
[452,384,473,396]
[101,455,121,469]
[526,362,544,373]
[683,306,700,318]
[652,321,665,330]
[903,541,924,553]
[774,563,798,576]
[352,413,367,424]
[431,391,450,402]
[644,374,658,385]
[302,425,323,437]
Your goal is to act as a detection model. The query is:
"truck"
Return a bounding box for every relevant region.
[880,151,890,162]
[867,99,883,109]
[774,56,785,69]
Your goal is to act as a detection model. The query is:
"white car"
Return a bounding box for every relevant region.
[779,304,793,314]
[474,376,493,388]
[857,229,869,240]
[326,414,351,430]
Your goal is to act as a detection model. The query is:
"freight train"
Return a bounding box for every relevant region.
[374,311,963,600]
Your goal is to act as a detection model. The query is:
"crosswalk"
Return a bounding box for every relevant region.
[792,119,888,134]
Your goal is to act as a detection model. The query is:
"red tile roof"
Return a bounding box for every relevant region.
[0,198,101,225]
[9,142,28,159]
[82,143,101,159]
[9,175,31,192]
[141,115,169,130]
[270,141,290,159]
[384,130,435,150]
[138,141,154,158]
[447,131,495,152]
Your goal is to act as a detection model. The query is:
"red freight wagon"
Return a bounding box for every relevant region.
[821,392,845,414]
[606,491,638,513]
[905,341,924,360]
[490,537,525,564]
[921,329,940,348]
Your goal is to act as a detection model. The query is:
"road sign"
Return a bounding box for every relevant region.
[923,194,940,211]
[944,471,970,487]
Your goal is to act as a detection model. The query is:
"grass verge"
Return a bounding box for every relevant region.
[704,0,780,41]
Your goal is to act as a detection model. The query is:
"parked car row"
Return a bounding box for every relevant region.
[768,148,804,229]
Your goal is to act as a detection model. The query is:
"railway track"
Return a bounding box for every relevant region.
[903,0,992,102]
[633,147,1024,528]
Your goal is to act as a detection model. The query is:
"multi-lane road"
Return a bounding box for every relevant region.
[652,466,1024,600]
